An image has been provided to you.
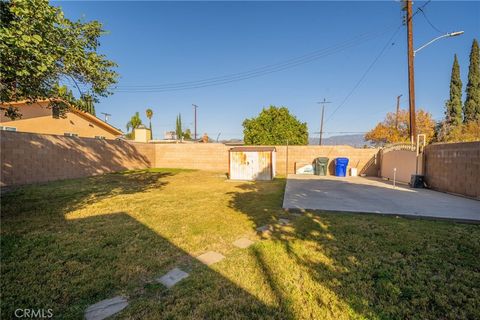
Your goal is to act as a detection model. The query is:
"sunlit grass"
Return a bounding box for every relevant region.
[1,169,479,319]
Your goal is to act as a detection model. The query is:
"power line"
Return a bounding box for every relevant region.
[114,26,397,93]
[418,7,444,34]
[406,0,432,22]
[114,5,432,94]
[117,28,393,89]
[324,25,403,124]
[322,0,432,124]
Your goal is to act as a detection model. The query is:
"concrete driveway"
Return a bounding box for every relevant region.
[283,175,480,222]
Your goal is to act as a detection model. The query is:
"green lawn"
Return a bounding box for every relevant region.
[1,169,479,319]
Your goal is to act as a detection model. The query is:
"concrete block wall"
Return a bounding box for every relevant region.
[1,131,155,186]
[154,143,229,171]
[153,144,380,176]
[424,142,480,199]
[1,131,380,187]
[273,145,379,176]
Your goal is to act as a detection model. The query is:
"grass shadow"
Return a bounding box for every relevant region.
[0,169,181,219]
[1,210,283,318]
[228,179,480,319]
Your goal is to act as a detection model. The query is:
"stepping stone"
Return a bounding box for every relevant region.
[256,225,272,233]
[233,237,254,249]
[278,218,291,225]
[197,251,225,265]
[156,267,189,288]
[84,296,128,320]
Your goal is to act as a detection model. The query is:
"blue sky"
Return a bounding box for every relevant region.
[56,1,479,140]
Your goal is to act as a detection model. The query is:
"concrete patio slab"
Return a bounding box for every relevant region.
[283,175,480,222]
[156,268,189,288]
[84,296,128,320]
[233,237,254,248]
[197,251,225,265]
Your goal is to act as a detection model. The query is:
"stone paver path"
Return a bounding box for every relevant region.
[83,214,302,318]
[256,225,272,233]
[84,296,129,320]
[232,237,254,248]
[197,251,225,265]
[157,267,190,288]
[278,218,291,225]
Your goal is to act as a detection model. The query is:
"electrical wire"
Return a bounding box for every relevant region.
[114,3,430,98]
[418,8,444,34]
[323,2,432,124]
[114,26,398,92]
[324,25,403,124]
[117,29,385,89]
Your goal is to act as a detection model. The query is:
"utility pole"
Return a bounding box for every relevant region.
[405,0,416,144]
[192,104,198,142]
[395,94,402,130]
[317,99,331,146]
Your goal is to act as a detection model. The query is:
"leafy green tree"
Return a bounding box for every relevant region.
[243,106,308,145]
[0,0,118,119]
[146,108,153,130]
[445,54,463,126]
[175,113,183,140]
[183,128,192,140]
[126,112,142,138]
[464,39,480,122]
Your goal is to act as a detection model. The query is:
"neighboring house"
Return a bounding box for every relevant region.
[133,125,152,142]
[164,131,177,140]
[0,100,122,139]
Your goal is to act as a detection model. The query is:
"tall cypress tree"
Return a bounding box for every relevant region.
[446,54,463,126]
[464,39,480,122]
[175,113,183,140]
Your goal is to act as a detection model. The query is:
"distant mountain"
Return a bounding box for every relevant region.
[221,139,244,146]
[309,134,371,147]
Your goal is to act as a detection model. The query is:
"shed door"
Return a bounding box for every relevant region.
[256,151,272,180]
[230,151,258,180]
[245,152,258,180]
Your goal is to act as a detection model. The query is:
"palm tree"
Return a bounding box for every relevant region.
[146,108,153,131]
[126,112,142,139]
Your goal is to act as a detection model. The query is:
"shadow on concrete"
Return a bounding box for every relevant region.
[359,151,380,176]
[228,179,480,319]
[282,176,480,221]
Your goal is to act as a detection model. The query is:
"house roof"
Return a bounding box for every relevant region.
[1,99,123,136]
[229,146,276,152]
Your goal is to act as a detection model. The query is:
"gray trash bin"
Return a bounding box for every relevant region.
[313,157,329,176]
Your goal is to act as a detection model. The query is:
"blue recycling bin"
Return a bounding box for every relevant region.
[335,157,349,177]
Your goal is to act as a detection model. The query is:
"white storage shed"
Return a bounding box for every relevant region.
[229,147,276,181]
